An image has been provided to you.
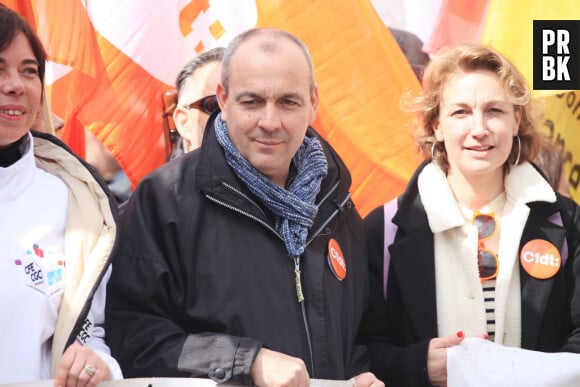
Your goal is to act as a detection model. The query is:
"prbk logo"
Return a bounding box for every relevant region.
[533,20,580,90]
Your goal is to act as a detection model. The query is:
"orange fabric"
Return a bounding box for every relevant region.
[424,0,490,54]
[36,1,171,182]
[3,0,36,26]
[255,0,422,216]
[72,36,170,186]
[34,0,101,159]
[23,0,421,214]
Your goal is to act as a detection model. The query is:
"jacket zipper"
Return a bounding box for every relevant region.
[292,255,314,374]
[205,185,282,240]
[205,180,347,377]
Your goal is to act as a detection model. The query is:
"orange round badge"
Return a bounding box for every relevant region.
[327,239,347,281]
[520,239,561,279]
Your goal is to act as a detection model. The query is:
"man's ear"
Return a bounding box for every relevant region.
[217,83,228,121]
[173,107,194,145]
[308,86,319,125]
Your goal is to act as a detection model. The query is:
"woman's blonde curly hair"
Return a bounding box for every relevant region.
[405,43,543,174]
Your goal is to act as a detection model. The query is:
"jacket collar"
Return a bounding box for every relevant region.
[195,118,353,231]
[418,161,556,233]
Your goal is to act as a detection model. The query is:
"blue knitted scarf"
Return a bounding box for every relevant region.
[214,114,328,258]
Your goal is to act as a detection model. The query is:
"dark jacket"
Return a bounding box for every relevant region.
[359,160,580,387]
[105,120,370,383]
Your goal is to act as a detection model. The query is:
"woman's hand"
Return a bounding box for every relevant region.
[427,331,465,387]
[54,342,111,387]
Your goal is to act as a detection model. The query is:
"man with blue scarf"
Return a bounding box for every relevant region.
[106,28,382,387]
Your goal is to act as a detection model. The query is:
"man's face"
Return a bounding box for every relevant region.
[217,36,318,187]
[174,60,221,151]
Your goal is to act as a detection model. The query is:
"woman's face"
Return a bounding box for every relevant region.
[433,69,521,182]
[0,32,42,147]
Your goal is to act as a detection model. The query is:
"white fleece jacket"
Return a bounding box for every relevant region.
[417,161,556,346]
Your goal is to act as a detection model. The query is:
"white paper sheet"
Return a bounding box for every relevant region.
[100,378,353,387]
[0,377,354,387]
[447,338,580,387]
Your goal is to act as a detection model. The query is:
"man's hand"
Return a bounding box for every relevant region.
[54,342,111,387]
[352,372,384,387]
[250,348,310,387]
[427,331,465,387]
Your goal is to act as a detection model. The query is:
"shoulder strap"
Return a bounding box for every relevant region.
[383,197,398,300]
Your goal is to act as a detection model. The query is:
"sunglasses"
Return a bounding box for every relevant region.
[185,95,219,115]
[473,212,499,281]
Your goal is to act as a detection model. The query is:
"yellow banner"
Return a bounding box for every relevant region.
[540,91,580,202]
[482,0,580,98]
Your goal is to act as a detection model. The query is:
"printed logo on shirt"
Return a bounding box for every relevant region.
[14,243,65,296]
[76,314,94,345]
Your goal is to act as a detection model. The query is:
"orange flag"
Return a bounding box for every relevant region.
[3,0,36,25]
[24,0,420,216]
[424,0,490,54]
[34,0,103,159]
[255,0,422,216]
[36,0,171,182]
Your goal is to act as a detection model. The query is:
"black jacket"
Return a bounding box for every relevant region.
[106,120,370,383]
[359,161,580,387]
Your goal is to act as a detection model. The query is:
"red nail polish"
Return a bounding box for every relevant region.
[456,331,464,338]
[484,333,489,340]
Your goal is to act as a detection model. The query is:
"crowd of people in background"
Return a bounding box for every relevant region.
[2,2,580,387]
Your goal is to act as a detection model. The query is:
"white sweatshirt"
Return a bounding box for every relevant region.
[0,133,122,382]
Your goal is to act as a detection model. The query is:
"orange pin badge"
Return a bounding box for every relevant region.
[327,238,347,281]
[520,239,561,279]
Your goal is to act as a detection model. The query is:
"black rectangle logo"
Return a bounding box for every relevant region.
[533,20,580,90]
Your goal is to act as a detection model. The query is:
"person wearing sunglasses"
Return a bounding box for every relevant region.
[360,43,580,387]
[169,46,224,159]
